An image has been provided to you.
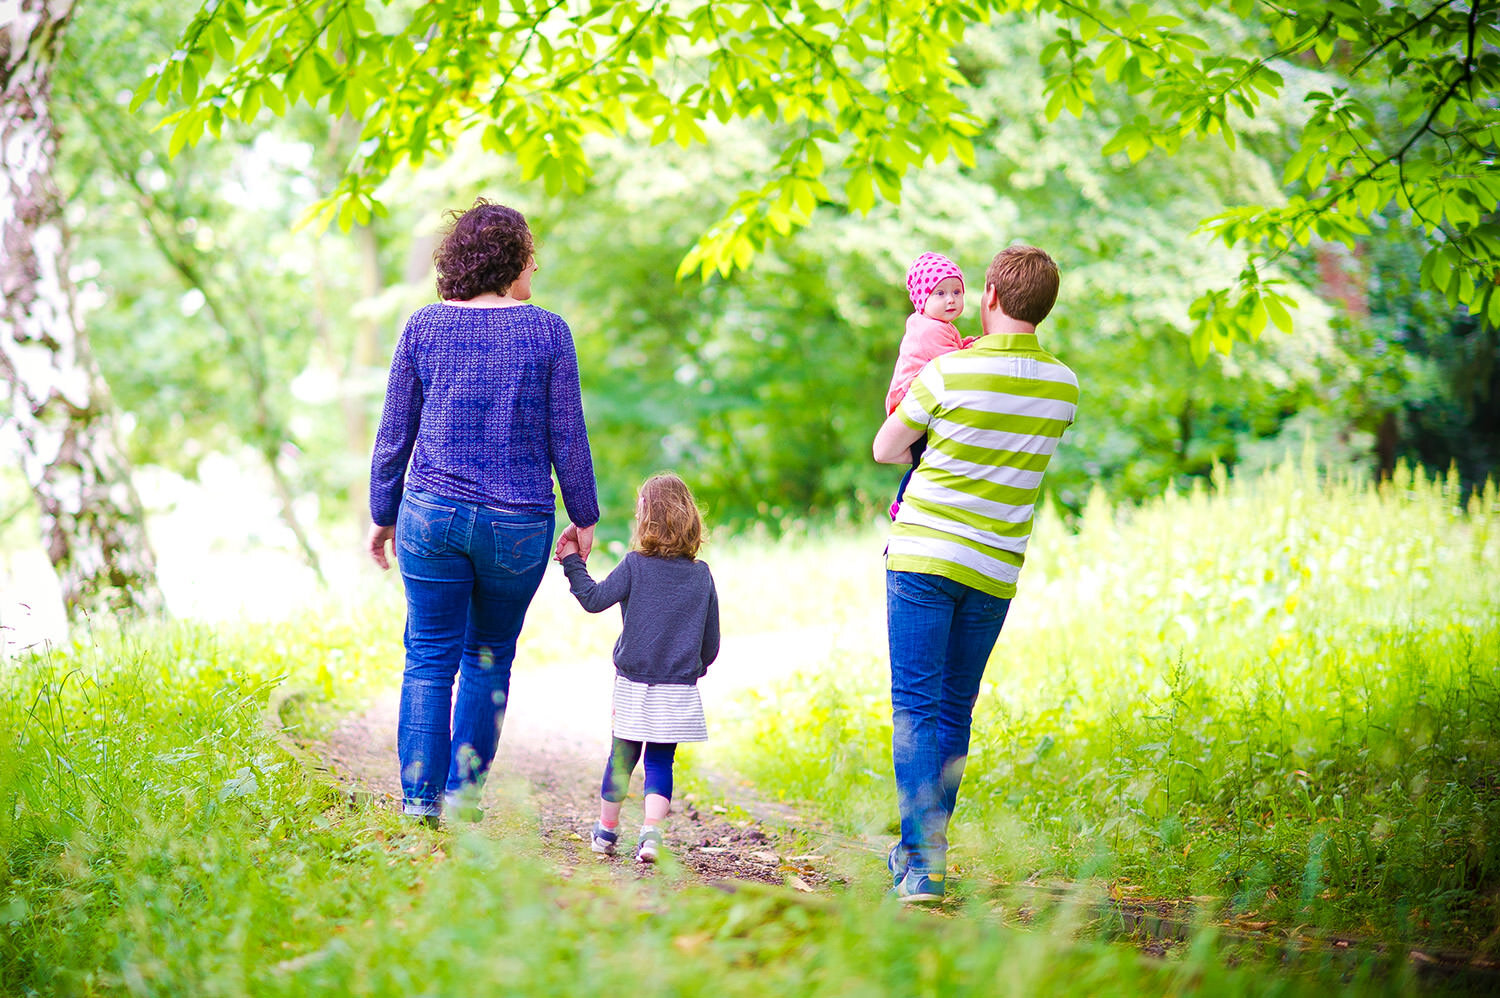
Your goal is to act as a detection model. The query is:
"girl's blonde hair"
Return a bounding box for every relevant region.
[632,473,704,560]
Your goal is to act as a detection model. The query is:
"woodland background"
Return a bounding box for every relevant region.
[2,0,1496,641]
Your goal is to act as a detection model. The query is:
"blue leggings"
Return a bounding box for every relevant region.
[601,738,677,802]
[894,439,926,506]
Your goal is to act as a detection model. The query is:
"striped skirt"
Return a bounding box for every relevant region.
[611,674,708,743]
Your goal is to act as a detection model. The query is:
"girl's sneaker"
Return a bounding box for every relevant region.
[635,827,663,864]
[590,822,619,856]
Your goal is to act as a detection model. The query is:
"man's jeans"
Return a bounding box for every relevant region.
[395,490,553,817]
[887,569,1010,876]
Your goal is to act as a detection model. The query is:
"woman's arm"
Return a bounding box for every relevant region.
[369,318,423,526]
[547,316,600,530]
[561,552,630,613]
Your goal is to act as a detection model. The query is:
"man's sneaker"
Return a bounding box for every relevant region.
[635,827,663,864]
[887,842,909,886]
[443,790,483,824]
[590,823,619,856]
[889,868,945,904]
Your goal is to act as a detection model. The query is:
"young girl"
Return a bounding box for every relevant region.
[556,473,720,863]
[884,252,975,518]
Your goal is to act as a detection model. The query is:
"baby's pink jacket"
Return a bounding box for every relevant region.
[885,313,976,414]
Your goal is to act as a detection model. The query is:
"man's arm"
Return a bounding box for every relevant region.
[873,408,924,464]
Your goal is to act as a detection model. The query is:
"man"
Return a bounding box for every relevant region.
[872,245,1079,902]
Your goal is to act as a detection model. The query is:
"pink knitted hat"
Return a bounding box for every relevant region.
[906,252,965,312]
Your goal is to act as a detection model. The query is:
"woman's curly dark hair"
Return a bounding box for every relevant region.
[434,199,533,301]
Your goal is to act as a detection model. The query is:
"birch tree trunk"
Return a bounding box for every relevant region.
[1,0,163,622]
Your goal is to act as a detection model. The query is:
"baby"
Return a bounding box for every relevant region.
[884,252,975,516]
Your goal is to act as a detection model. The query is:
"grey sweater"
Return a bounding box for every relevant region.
[561,551,721,685]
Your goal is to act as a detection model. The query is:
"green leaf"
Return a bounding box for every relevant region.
[239,82,262,120]
[1189,320,1211,365]
[846,169,875,214]
[262,80,286,116]
[1425,247,1456,296]
[129,75,157,114]
[1484,285,1500,327]
[167,113,195,158]
[1248,298,1269,340]
[181,59,200,104]
[1264,294,1293,333]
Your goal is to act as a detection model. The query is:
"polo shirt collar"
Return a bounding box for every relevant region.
[972,332,1041,351]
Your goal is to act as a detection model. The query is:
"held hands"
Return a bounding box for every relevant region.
[554,522,595,563]
[367,523,396,570]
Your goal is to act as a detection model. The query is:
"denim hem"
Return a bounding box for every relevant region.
[403,800,442,817]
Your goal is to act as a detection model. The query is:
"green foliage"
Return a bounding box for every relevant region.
[1036,0,1500,352]
[54,0,378,513]
[1350,228,1500,484]
[0,613,397,992]
[511,18,1335,525]
[0,594,1411,995]
[145,0,1499,357]
[136,0,983,272]
[720,457,1500,949]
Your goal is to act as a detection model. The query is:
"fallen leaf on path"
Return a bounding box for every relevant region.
[674,933,711,952]
[787,875,814,893]
[751,851,780,864]
[699,847,727,854]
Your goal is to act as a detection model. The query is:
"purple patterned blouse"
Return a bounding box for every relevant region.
[369,303,599,528]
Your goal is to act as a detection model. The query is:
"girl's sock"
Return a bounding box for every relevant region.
[599,817,618,830]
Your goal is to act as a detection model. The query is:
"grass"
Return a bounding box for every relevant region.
[718,456,1500,955]
[1,456,1494,994]
[3,626,1414,997]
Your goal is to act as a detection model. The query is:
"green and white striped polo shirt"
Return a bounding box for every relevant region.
[888,332,1078,599]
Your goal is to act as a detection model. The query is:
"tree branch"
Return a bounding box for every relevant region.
[1348,0,1459,76]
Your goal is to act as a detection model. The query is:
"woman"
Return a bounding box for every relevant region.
[367,199,599,823]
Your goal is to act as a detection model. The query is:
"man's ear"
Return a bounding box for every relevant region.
[983,284,1000,311]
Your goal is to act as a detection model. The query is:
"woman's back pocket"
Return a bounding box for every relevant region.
[397,494,456,557]
[492,521,549,575]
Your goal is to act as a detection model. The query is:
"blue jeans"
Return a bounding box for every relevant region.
[395,490,553,816]
[887,569,1010,876]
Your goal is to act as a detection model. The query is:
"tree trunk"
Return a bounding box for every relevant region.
[1375,409,1399,481]
[0,0,163,622]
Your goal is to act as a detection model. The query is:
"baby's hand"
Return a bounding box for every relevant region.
[556,538,580,562]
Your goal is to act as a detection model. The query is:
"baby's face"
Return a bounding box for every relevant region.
[922,277,964,321]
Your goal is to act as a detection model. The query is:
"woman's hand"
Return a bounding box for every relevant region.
[367,523,396,570]
[555,523,595,562]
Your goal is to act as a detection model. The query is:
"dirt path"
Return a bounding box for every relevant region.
[317,627,870,891]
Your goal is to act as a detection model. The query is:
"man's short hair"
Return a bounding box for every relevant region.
[984,245,1059,325]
